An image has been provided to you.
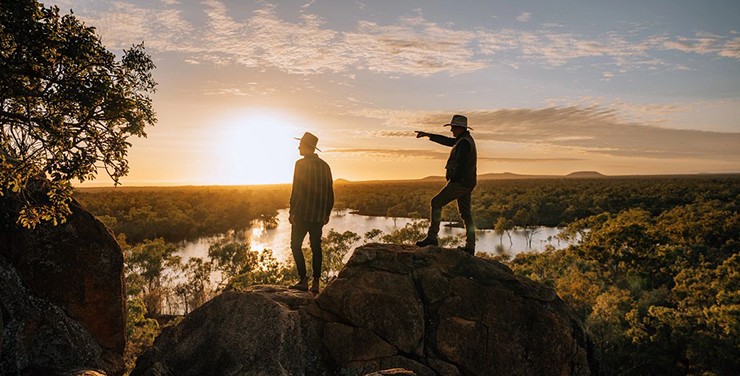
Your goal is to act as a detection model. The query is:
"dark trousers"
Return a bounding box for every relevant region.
[290,220,323,279]
[429,182,475,244]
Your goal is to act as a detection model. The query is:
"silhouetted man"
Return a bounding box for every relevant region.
[289,132,334,293]
[415,114,477,254]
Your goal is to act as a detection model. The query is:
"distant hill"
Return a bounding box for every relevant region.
[329,171,740,185]
[479,172,550,180]
[565,171,607,178]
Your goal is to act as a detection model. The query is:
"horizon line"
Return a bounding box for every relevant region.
[74,171,740,189]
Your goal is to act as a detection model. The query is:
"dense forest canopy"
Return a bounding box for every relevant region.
[506,200,739,375]
[76,175,740,243]
[76,185,289,243]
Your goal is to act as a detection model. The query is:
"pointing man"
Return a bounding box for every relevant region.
[415,115,477,254]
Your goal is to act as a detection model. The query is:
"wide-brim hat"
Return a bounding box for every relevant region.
[443,114,472,130]
[294,131,321,151]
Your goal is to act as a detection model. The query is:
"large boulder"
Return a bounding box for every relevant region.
[132,244,593,376]
[0,255,106,375]
[131,286,327,376]
[1,195,126,376]
[317,244,592,376]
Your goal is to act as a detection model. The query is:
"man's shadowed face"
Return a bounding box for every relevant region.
[298,144,315,156]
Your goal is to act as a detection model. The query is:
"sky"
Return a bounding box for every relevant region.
[50,0,740,185]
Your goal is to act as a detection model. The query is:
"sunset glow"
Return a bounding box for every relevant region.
[206,110,303,185]
[56,0,739,186]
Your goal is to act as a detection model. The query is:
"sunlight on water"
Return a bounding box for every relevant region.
[178,209,578,262]
[250,223,267,252]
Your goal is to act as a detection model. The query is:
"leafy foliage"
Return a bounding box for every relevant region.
[320,229,360,281]
[124,296,159,372]
[376,219,464,247]
[125,238,180,317]
[0,0,156,228]
[508,201,740,375]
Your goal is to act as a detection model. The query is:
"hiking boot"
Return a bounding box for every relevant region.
[457,244,475,255]
[415,236,438,247]
[289,277,309,291]
[310,278,320,294]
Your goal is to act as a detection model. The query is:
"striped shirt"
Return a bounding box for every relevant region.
[290,154,334,222]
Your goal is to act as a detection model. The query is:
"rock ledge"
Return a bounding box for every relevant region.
[133,244,593,376]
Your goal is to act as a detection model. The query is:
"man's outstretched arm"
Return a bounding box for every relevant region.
[415,131,455,147]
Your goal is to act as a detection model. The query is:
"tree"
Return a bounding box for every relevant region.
[1,0,157,228]
[386,203,406,226]
[227,248,293,288]
[364,228,383,241]
[313,230,360,282]
[208,239,254,288]
[494,216,513,245]
[380,220,428,245]
[176,257,212,313]
[124,296,159,371]
[125,238,179,317]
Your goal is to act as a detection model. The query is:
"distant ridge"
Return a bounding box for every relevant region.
[370,171,611,183]
[479,172,548,180]
[566,171,606,178]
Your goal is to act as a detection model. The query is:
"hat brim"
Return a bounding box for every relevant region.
[294,137,321,152]
[444,124,473,130]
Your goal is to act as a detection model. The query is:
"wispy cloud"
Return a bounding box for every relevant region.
[656,33,740,59]
[90,2,194,52]
[477,29,656,68]
[343,16,485,75]
[247,5,353,74]
[478,28,740,70]
[74,2,740,77]
[351,107,740,161]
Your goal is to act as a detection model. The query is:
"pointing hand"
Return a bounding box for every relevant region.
[415,131,428,138]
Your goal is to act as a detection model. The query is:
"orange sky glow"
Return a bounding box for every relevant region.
[54,0,740,186]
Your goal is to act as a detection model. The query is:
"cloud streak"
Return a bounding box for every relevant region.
[356,107,740,161]
[327,147,584,163]
[325,148,447,159]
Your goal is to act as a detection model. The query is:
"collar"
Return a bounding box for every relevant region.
[455,130,470,139]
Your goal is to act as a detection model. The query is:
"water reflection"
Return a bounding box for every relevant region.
[178,209,576,261]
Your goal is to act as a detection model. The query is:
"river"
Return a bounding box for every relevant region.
[178,209,575,262]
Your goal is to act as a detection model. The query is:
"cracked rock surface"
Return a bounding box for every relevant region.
[132,244,593,376]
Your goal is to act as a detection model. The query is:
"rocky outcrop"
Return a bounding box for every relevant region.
[1,195,126,376]
[132,286,327,376]
[0,255,106,375]
[133,244,593,376]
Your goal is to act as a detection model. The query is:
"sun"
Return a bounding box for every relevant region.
[209,109,306,185]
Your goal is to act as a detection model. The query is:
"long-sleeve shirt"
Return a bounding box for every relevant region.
[428,131,477,188]
[289,154,334,222]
